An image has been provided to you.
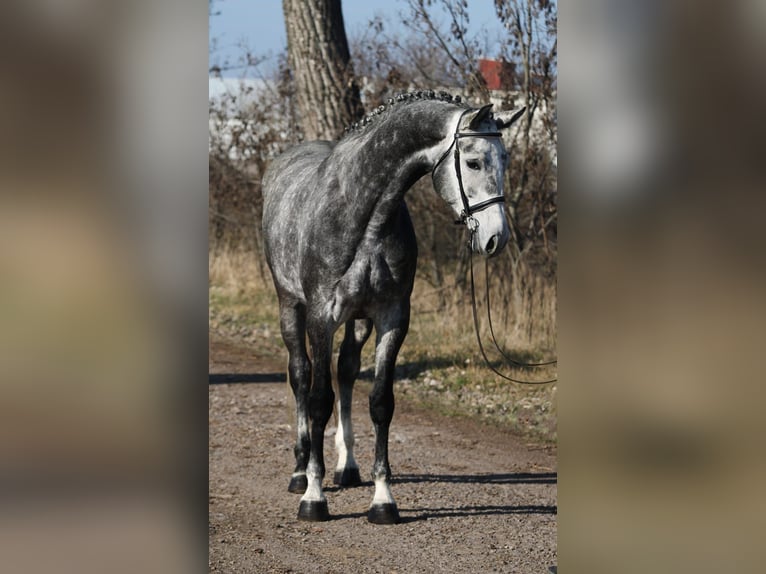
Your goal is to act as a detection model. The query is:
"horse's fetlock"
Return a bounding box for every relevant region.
[371,463,391,482]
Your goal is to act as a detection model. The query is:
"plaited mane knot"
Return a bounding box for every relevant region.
[343,90,466,136]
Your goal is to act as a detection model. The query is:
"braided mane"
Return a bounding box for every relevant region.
[342,90,466,138]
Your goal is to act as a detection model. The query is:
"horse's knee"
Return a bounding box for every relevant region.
[369,385,395,426]
[308,386,335,426]
[288,354,311,393]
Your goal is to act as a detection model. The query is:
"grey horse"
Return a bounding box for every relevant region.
[262,92,524,524]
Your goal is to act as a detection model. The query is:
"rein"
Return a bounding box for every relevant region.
[467,237,558,385]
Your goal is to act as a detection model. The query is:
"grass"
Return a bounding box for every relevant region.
[209,249,557,444]
[396,282,558,443]
[209,250,285,364]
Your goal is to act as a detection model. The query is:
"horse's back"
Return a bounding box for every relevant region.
[262,140,334,204]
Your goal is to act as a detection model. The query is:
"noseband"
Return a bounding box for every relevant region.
[431,108,505,227]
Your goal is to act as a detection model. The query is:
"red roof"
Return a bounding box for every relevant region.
[479,59,512,91]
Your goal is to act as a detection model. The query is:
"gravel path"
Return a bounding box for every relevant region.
[209,336,557,573]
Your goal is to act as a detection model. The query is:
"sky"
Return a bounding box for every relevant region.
[209,0,507,77]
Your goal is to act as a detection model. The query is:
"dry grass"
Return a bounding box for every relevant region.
[209,249,557,443]
[407,259,556,359]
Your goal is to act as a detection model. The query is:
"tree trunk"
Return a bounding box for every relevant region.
[282,0,364,141]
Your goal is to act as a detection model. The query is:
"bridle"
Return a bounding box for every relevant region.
[433,108,558,385]
[431,108,506,227]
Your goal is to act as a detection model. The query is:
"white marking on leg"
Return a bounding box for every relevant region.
[334,400,358,473]
[297,416,308,441]
[300,462,326,503]
[371,478,395,506]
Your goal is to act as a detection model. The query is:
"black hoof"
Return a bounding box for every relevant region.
[333,467,362,487]
[288,474,307,494]
[297,499,330,522]
[368,503,400,525]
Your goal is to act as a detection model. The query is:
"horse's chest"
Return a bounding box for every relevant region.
[367,252,405,296]
[330,249,414,323]
[354,251,410,300]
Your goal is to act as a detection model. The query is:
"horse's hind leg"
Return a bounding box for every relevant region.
[279,302,311,494]
[297,319,335,521]
[368,302,410,524]
[334,319,373,487]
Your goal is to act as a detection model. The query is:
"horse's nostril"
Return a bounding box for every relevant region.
[486,236,497,254]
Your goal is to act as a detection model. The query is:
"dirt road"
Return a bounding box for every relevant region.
[209,336,557,573]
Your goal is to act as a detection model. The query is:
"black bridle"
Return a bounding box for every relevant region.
[433,108,558,385]
[431,109,506,227]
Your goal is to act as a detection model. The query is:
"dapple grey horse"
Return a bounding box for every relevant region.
[262,91,524,524]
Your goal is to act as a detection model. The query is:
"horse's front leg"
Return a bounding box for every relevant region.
[368,303,410,524]
[297,319,335,521]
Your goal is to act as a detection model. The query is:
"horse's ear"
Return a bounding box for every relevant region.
[466,104,494,130]
[494,107,526,130]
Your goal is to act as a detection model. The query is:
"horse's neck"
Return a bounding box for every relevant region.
[332,106,455,240]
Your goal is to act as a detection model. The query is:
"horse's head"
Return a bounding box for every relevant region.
[431,104,525,257]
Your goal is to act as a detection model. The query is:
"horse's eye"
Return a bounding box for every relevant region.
[466,160,481,171]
